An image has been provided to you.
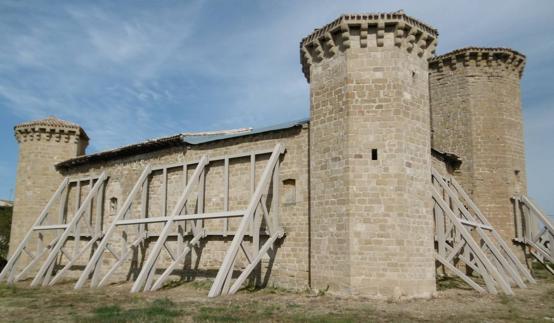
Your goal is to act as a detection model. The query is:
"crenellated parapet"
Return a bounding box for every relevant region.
[14,116,89,145]
[429,47,526,78]
[300,12,438,82]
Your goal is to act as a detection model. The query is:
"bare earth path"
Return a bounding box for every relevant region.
[0,269,552,322]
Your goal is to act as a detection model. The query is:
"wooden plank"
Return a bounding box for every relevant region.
[459,219,493,231]
[131,156,209,293]
[149,232,203,291]
[140,177,148,237]
[33,224,69,231]
[49,236,100,285]
[224,158,229,236]
[448,175,536,284]
[95,181,105,235]
[436,253,486,293]
[432,185,513,295]
[229,234,279,294]
[272,161,280,232]
[162,168,167,217]
[521,195,554,233]
[116,210,245,225]
[75,166,151,289]
[59,184,69,224]
[250,154,255,236]
[31,172,108,287]
[0,178,69,282]
[208,143,283,297]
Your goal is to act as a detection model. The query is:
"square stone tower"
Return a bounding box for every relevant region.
[429,48,527,245]
[9,116,89,256]
[301,12,438,298]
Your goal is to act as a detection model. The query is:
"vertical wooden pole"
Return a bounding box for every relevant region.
[95,181,104,235]
[183,164,188,233]
[59,185,68,224]
[162,168,167,217]
[140,177,148,237]
[198,168,205,233]
[224,158,229,236]
[250,154,255,236]
[272,161,280,232]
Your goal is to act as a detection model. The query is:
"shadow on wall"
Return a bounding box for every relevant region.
[122,235,281,289]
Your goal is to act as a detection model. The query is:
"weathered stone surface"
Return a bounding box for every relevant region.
[430,48,527,248]
[303,12,438,298]
[9,117,88,258]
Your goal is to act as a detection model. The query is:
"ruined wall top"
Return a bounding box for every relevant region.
[300,11,439,82]
[429,47,526,78]
[14,116,89,144]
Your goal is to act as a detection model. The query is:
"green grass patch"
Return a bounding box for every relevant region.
[80,298,180,323]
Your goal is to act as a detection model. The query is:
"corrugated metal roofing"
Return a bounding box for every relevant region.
[56,118,309,170]
[182,118,309,144]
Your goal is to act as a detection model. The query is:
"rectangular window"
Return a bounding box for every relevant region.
[371,149,378,160]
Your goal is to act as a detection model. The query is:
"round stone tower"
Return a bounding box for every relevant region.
[9,116,89,256]
[429,48,526,245]
[301,12,438,298]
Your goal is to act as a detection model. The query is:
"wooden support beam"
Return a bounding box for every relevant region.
[31,172,108,287]
[432,185,513,295]
[75,166,152,289]
[115,210,245,226]
[0,178,69,282]
[223,158,229,236]
[448,176,536,284]
[131,156,209,293]
[208,143,284,297]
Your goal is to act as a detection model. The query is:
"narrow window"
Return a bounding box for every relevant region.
[109,197,118,216]
[283,179,297,205]
[371,149,378,161]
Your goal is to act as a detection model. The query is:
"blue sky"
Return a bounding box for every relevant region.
[0,0,552,216]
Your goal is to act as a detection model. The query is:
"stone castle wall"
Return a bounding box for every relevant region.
[59,126,310,289]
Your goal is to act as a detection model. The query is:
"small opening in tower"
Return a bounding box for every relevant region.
[109,197,118,216]
[371,149,378,160]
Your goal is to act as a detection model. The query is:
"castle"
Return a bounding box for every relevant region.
[3,12,551,299]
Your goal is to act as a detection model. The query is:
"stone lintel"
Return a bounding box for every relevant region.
[429,47,526,78]
[300,12,439,82]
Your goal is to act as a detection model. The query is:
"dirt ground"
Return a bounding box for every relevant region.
[0,267,552,322]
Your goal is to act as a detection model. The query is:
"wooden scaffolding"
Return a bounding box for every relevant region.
[432,168,535,294]
[0,173,108,286]
[71,143,286,296]
[513,195,554,274]
[1,144,285,297]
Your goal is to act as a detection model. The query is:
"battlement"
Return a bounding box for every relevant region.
[429,47,526,78]
[14,116,89,144]
[300,11,438,81]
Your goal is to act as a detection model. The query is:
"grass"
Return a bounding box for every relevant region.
[80,298,181,323]
[0,267,553,322]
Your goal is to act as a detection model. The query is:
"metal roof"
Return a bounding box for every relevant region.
[56,118,309,170]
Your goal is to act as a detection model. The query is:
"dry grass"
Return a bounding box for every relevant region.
[0,266,552,322]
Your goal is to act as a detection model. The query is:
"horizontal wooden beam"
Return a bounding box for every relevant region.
[115,210,245,226]
[459,219,493,231]
[33,224,69,231]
